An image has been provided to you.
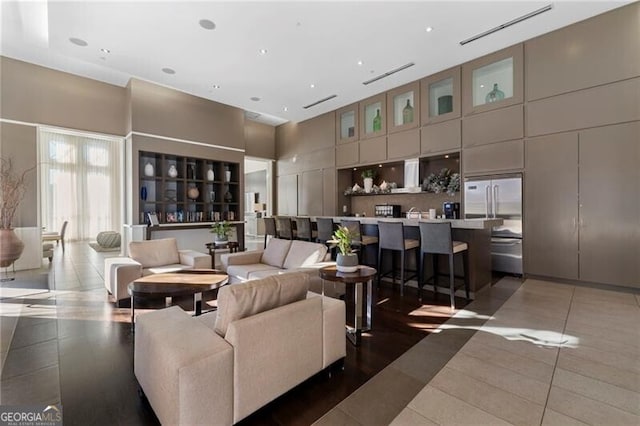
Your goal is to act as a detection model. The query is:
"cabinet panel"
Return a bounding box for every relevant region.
[421,66,461,126]
[462,139,523,174]
[336,103,359,143]
[388,128,420,160]
[322,168,336,216]
[526,2,640,101]
[421,119,461,154]
[462,44,524,116]
[276,174,298,216]
[359,135,387,164]
[298,112,335,152]
[359,93,386,139]
[462,104,523,148]
[300,169,323,216]
[386,81,420,134]
[527,77,640,137]
[336,142,359,167]
[579,122,640,288]
[524,134,579,279]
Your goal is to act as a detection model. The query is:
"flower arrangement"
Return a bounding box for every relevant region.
[210,221,232,241]
[344,181,397,196]
[0,157,33,229]
[423,168,460,196]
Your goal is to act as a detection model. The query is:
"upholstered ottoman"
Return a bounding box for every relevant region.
[96,231,121,248]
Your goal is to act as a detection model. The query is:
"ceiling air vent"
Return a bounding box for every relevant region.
[303,94,337,109]
[362,62,415,85]
[460,4,553,46]
[244,111,261,120]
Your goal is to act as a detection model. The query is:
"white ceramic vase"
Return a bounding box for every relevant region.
[207,167,214,181]
[336,253,358,273]
[144,162,154,177]
[363,177,373,194]
[168,164,178,178]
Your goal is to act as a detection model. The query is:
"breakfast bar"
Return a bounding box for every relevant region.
[316,217,503,295]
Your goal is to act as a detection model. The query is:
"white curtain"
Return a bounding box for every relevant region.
[39,129,123,241]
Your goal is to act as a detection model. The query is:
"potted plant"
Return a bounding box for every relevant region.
[361,169,376,194]
[333,225,358,273]
[0,157,33,268]
[210,220,232,244]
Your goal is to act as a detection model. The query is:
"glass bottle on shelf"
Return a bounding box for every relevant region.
[402,99,414,124]
[372,109,382,132]
[485,83,505,103]
[207,166,214,181]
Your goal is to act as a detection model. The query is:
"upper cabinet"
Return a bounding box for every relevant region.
[462,44,524,115]
[421,67,461,125]
[359,93,386,139]
[386,81,420,133]
[335,103,359,144]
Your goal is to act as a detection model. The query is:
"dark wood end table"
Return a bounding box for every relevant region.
[319,265,376,346]
[128,269,228,327]
[205,241,240,269]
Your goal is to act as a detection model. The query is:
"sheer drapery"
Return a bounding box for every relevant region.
[39,129,123,241]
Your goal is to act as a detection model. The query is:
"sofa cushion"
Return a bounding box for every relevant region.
[227,264,282,282]
[260,238,291,268]
[144,264,189,275]
[214,273,309,337]
[283,240,328,270]
[129,238,180,268]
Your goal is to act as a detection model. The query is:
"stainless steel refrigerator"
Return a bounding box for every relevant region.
[464,174,523,275]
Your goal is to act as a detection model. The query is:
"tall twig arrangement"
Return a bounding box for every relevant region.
[0,158,33,229]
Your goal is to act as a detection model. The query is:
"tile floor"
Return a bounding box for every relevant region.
[317,278,640,425]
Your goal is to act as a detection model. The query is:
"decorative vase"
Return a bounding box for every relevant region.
[210,191,216,202]
[438,95,453,115]
[214,235,228,245]
[187,186,200,200]
[168,164,178,178]
[225,170,231,182]
[372,109,382,132]
[144,162,154,177]
[0,229,25,268]
[485,83,505,103]
[363,177,373,194]
[224,191,233,202]
[207,166,214,181]
[336,253,358,273]
[402,99,414,124]
[140,186,147,201]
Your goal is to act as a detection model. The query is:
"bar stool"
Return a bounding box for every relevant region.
[316,217,336,259]
[263,217,277,248]
[377,221,420,296]
[418,221,470,309]
[341,219,378,267]
[294,217,317,242]
[276,217,296,240]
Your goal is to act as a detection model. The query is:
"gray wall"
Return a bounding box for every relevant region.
[245,170,267,204]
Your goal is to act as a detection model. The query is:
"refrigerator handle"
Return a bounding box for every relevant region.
[492,184,498,219]
[485,185,490,218]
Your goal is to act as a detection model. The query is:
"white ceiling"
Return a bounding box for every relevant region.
[0,1,631,126]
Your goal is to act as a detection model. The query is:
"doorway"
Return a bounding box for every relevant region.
[244,157,272,250]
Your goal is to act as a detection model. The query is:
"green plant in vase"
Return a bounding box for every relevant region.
[333,226,358,273]
[210,221,232,244]
[361,169,376,194]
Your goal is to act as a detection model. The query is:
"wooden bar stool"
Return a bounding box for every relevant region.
[418,221,470,309]
[315,217,336,259]
[341,219,378,267]
[376,221,420,296]
[294,217,316,242]
[263,217,277,248]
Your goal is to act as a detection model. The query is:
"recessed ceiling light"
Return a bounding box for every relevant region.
[199,19,216,30]
[445,154,450,159]
[69,37,88,47]
[100,48,110,54]
[283,107,288,112]
[212,84,221,89]
[250,97,261,102]
[357,60,363,66]
[162,67,176,75]
[259,48,267,55]
[310,84,315,88]
[426,26,433,32]
[480,84,485,88]
[378,164,382,167]
[353,168,357,171]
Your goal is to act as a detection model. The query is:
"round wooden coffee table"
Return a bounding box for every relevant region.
[319,265,376,346]
[128,269,228,326]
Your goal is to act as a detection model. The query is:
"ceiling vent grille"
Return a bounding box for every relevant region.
[460,4,553,46]
[303,94,337,109]
[362,62,415,85]
[244,111,261,120]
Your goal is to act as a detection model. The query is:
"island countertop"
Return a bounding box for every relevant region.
[315,216,503,230]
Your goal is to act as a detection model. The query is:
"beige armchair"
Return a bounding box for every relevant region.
[104,238,211,306]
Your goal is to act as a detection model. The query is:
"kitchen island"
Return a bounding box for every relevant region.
[315,217,503,296]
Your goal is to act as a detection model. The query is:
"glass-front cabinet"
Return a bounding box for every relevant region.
[421,66,461,125]
[138,151,239,225]
[462,44,523,115]
[335,103,359,143]
[359,93,386,139]
[387,81,420,133]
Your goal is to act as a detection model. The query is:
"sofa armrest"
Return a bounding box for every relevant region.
[178,249,211,269]
[104,257,142,301]
[308,292,346,368]
[135,306,233,426]
[221,250,264,269]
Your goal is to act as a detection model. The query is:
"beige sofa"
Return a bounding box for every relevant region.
[221,238,338,295]
[104,238,210,305]
[134,273,346,425]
